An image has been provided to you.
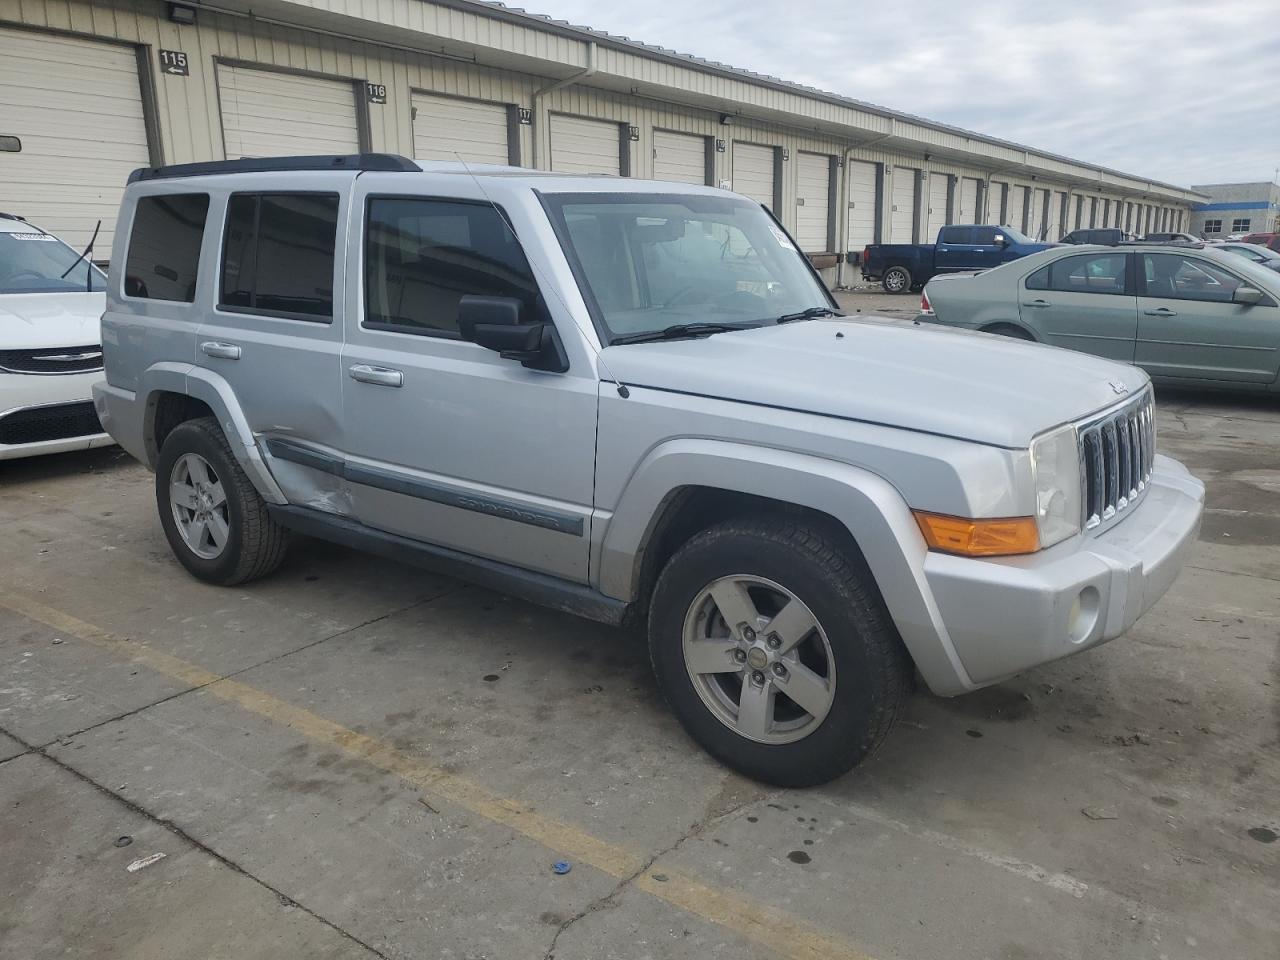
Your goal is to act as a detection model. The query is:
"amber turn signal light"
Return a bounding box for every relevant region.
[913,511,1040,557]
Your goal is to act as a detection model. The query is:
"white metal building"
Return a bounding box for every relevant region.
[0,0,1208,280]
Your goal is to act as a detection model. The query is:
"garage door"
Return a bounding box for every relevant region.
[1050,191,1066,239]
[1007,186,1026,232]
[845,160,878,251]
[412,92,508,164]
[890,168,918,243]
[217,64,360,159]
[796,153,831,252]
[652,130,706,185]
[958,177,980,224]
[1028,188,1045,239]
[0,28,150,253]
[925,173,949,239]
[549,115,620,176]
[731,142,776,209]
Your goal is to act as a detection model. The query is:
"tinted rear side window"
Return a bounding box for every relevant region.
[939,227,972,244]
[124,194,210,301]
[220,192,339,321]
[364,197,544,337]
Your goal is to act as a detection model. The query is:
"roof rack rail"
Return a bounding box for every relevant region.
[128,154,420,183]
[0,211,27,221]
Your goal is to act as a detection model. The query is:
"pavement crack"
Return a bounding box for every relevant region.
[11,730,392,960]
[543,784,771,959]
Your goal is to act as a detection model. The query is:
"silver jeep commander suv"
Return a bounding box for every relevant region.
[94,155,1204,786]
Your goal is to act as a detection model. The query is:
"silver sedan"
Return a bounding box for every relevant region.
[919,243,1280,391]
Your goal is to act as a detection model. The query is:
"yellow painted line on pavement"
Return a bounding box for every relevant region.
[1,590,877,960]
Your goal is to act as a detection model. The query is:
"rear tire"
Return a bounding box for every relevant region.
[156,417,290,585]
[983,323,1035,341]
[648,517,912,787]
[882,266,912,294]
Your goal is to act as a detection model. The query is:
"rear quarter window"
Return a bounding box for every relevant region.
[124,194,211,301]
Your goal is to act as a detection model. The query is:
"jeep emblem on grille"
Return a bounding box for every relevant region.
[1108,380,1129,395]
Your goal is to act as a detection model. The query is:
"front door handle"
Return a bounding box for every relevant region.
[349,364,403,388]
[1024,299,1051,308]
[1143,308,1177,317]
[200,341,241,360]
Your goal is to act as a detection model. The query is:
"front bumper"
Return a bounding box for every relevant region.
[0,370,111,461]
[923,455,1203,690]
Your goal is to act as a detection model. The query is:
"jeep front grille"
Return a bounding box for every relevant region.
[1079,390,1155,532]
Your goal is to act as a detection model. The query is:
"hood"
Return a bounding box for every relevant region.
[601,316,1148,449]
[0,291,105,350]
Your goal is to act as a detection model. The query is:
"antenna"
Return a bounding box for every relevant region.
[451,155,630,399]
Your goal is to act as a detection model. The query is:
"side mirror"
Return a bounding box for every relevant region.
[457,295,568,373]
[1233,286,1263,306]
[993,234,1007,247]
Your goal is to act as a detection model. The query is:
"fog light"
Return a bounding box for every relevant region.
[1068,586,1100,644]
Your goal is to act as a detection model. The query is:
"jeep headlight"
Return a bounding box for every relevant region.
[1030,425,1082,549]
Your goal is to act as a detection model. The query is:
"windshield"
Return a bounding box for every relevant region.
[997,224,1033,244]
[0,230,105,294]
[543,193,832,342]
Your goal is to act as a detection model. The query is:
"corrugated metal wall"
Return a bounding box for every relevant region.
[1,0,1201,283]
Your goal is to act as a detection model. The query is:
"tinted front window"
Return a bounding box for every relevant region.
[1026,253,1128,294]
[972,227,1000,244]
[364,198,544,336]
[124,194,209,301]
[0,230,105,294]
[220,193,338,320]
[1143,254,1244,303]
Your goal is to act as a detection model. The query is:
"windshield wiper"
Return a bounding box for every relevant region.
[774,306,843,324]
[610,322,752,345]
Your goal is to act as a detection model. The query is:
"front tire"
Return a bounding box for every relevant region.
[648,517,911,787]
[882,265,912,294]
[156,417,290,585]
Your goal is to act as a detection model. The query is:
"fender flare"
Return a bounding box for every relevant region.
[596,438,972,693]
[140,362,287,504]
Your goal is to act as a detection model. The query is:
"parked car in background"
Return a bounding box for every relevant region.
[0,213,111,460]
[860,224,1054,293]
[1061,228,1137,245]
[1218,242,1280,273]
[919,243,1280,391]
[95,155,1204,787]
[1142,232,1200,243]
[1241,232,1280,253]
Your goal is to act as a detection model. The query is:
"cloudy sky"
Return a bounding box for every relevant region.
[525,0,1279,187]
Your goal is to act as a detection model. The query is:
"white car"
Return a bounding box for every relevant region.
[0,214,113,460]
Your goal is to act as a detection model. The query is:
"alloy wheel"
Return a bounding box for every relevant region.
[681,575,836,744]
[169,452,230,560]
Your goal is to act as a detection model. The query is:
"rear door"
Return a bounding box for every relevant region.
[198,180,350,505]
[890,168,918,242]
[732,143,777,211]
[845,160,878,253]
[1134,252,1280,383]
[1019,251,1138,361]
[925,173,949,238]
[934,226,976,272]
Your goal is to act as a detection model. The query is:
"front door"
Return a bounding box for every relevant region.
[339,189,598,582]
[1135,252,1280,383]
[1019,251,1138,362]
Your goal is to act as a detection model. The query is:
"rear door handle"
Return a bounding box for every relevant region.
[348,364,403,388]
[1024,299,1051,308]
[1143,308,1177,317]
[200,341,241,360]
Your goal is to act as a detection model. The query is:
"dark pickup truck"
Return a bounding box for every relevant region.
[860,225,1055,293]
